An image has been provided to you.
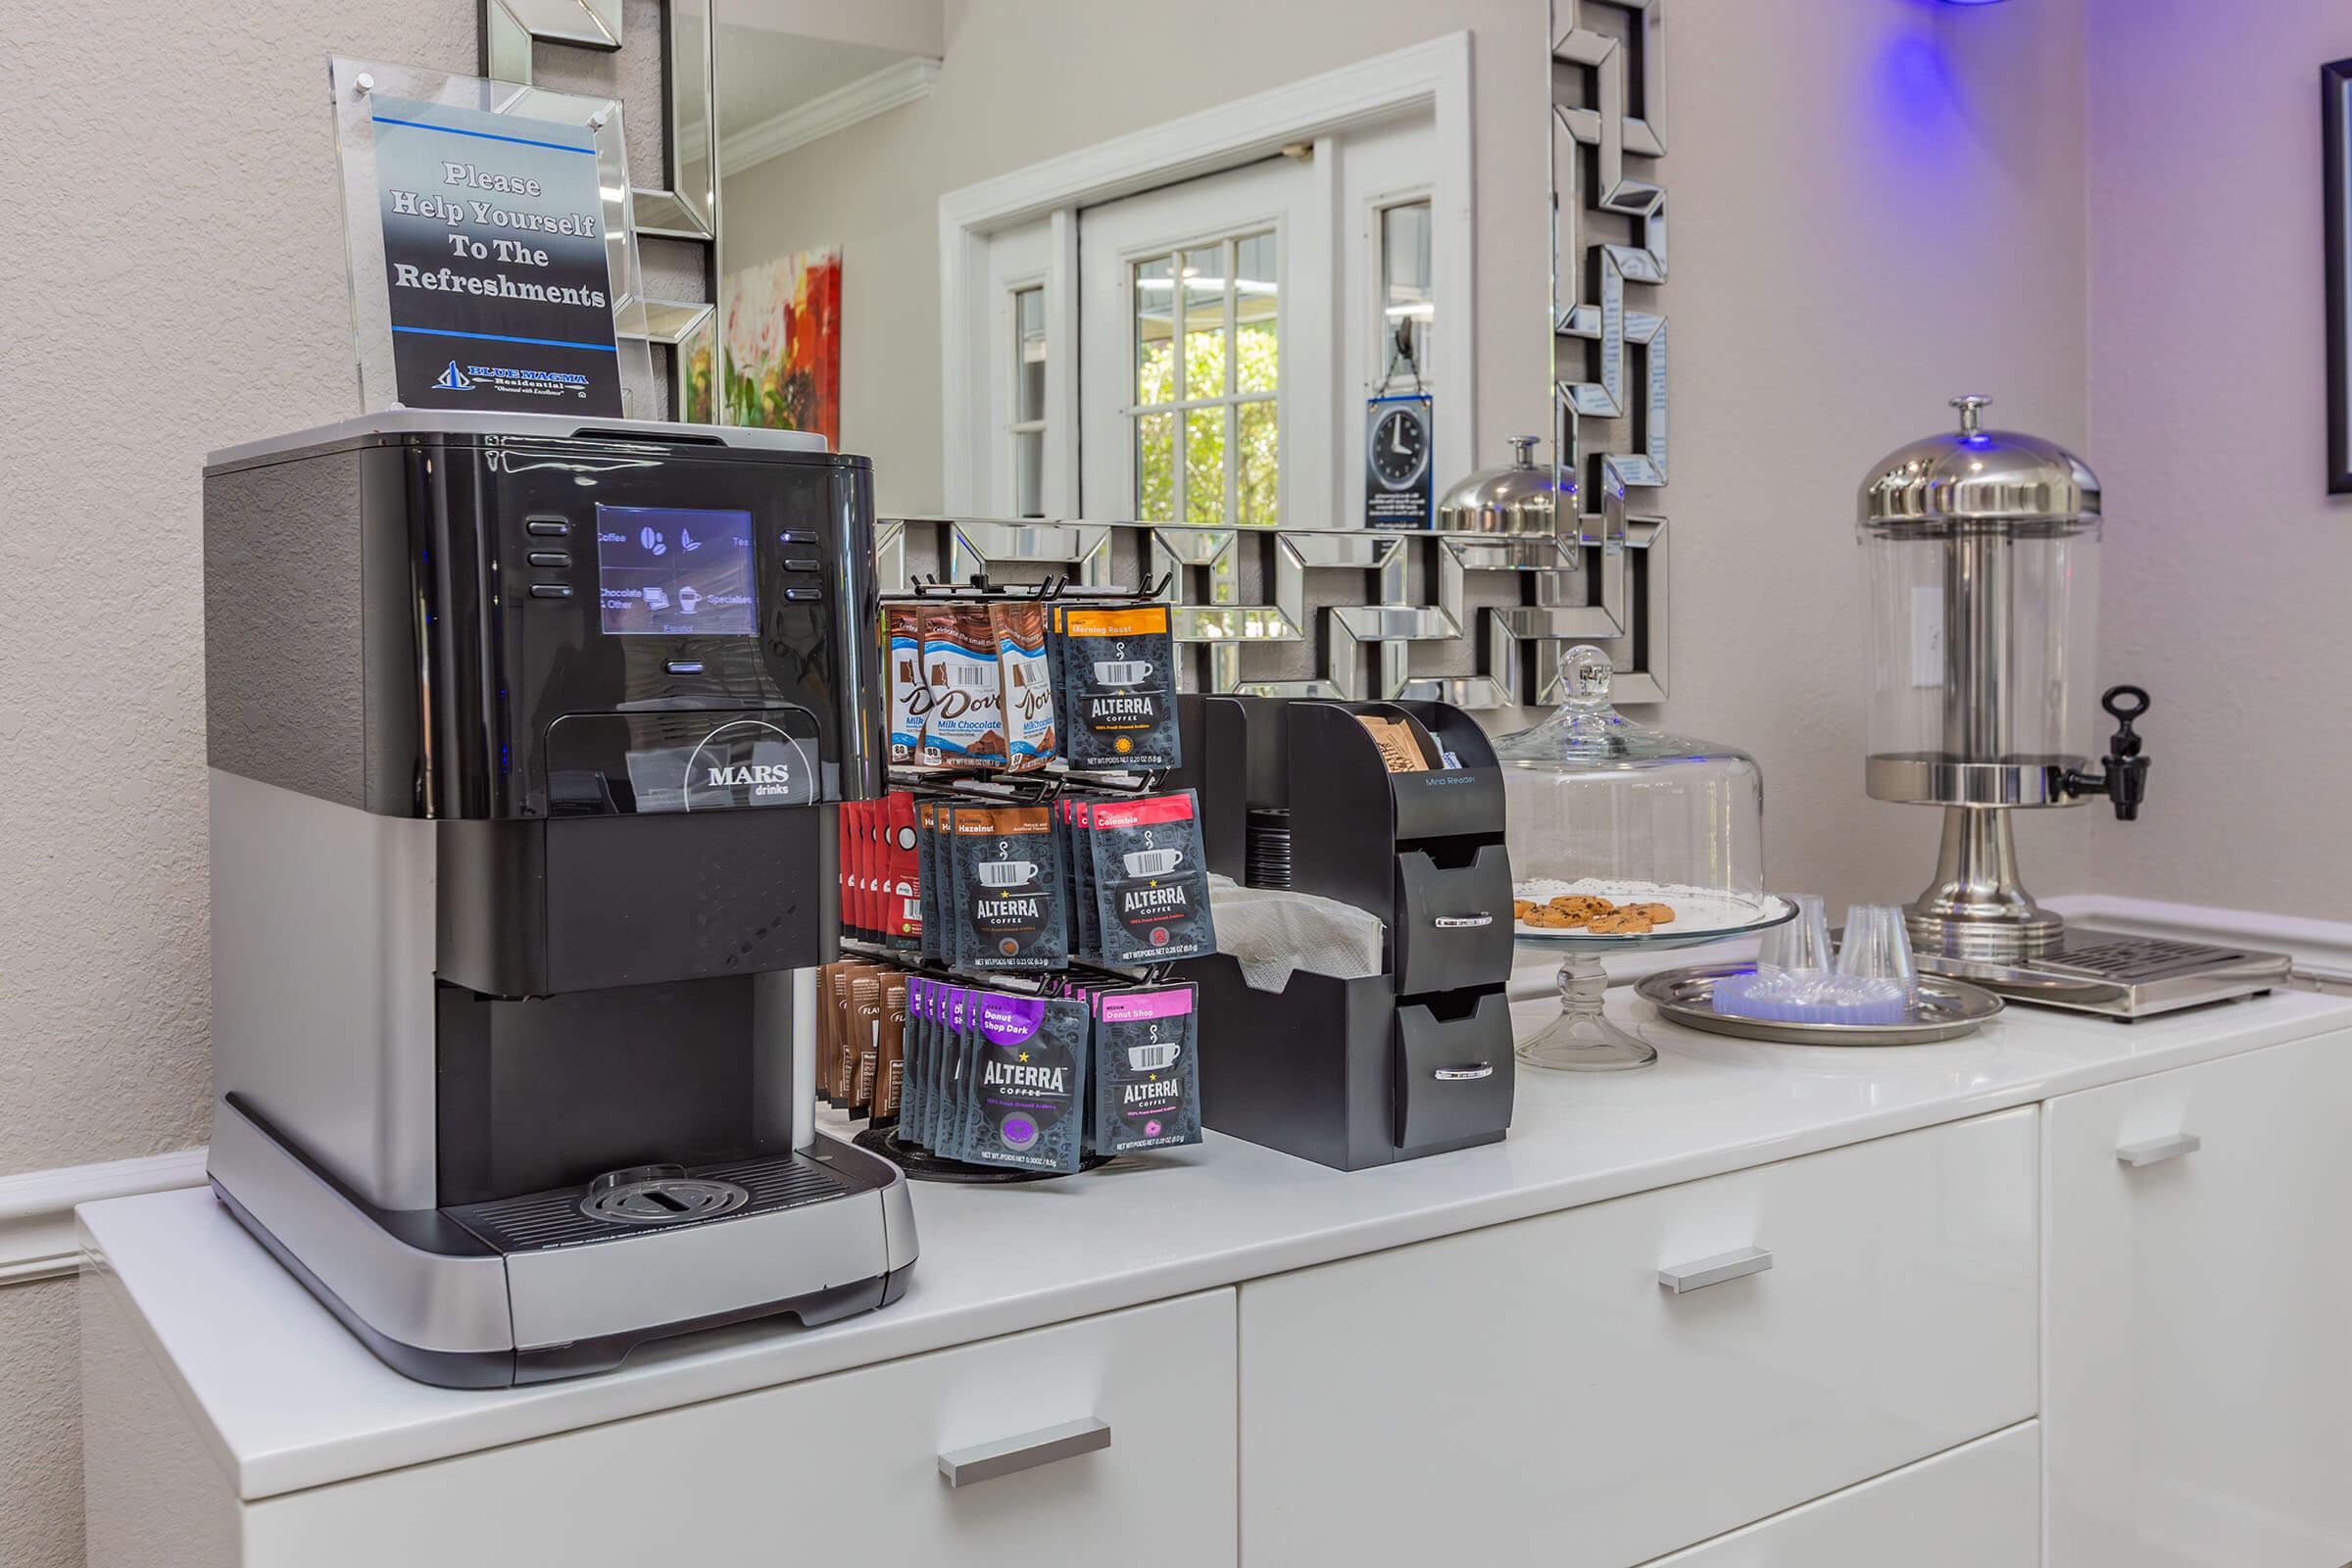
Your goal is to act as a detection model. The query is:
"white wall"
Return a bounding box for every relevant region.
[2084,0,2352,918]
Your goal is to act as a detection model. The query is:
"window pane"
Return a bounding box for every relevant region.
[1181,245,1226,401]
[1379,202,1433,385]
[1184,406,1225,525]
[1136,411,1175,520]
[1014,286,1046,422]
[1014,429,1044,518]
[1135,256,1175,405]
[1237,399,1278,527]
[1234,230,1278,395]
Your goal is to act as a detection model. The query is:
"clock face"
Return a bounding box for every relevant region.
[1370,407,1429,489]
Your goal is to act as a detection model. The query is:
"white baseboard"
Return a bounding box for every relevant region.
[0,1147,209,1286]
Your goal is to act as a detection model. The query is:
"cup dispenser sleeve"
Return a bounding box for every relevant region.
[1177,696,1515,1171]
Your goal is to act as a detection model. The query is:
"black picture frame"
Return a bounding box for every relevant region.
[2325,59,2352,491]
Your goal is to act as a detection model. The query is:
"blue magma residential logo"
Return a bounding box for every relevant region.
[432,360,474,391]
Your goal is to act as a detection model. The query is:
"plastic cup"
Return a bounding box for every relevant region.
[1758,894,1831,975]
[1837,904,1920,1002]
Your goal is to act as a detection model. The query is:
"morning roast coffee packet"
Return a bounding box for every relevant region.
[1084,790,1216,963]
[993,602,1056,771]
[957,991,1090,1173]
[1058,604,1179,768]
[948,806,1068,970]
[919,605,1006,768]
[1091,984,1201,1155]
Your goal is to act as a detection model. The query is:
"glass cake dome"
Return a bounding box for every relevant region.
[1494,645,1788,1071]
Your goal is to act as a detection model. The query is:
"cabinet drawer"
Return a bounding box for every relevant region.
[245,1291,1238,1568]
[1394,992,1513,1152]
[1639,1422,2038,1566]
[1394,844,1514,995]
[1240,1109,2037,1568]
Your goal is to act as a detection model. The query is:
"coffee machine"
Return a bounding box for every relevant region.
[203,412,915,1387]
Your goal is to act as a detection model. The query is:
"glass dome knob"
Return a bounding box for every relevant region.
[1564,645,1613,709]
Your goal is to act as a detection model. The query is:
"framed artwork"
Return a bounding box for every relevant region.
[719,248,842,443]
[2325,59,2352,490]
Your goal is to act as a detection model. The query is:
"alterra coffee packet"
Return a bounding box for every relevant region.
[1057,603,1179,768]
[947,805,1067,971]
[993,602,1056,771]
[958,991,1090,1173]
[919,605,1006,768]
[1091,984,1201,1155]
[1083,790,1215,963]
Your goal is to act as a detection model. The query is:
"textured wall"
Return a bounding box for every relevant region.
[0,1283,80,1568]
[2083,0,2352,916]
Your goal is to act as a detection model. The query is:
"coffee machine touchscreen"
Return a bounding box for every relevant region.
[595,504,756,635]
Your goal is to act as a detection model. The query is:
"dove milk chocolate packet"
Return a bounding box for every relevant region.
[959,991,1090,1173]
[993,602,1057,772]
[886,605,929,765]
[950,806,1067,971]
[1085,790,1215,963]
[919,605,1006,768]
[1058,604,1179,768]
[1093,984,1202,1155]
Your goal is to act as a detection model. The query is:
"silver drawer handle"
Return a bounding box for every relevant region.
[1658,1246,1775,1295]
[1434,1063,1494,1081]
[1433,913,1494,929]
[2116,1132,2200,1167]
[939,1418,1110,1488]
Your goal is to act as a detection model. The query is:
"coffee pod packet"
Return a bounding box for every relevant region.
[886,605,929,766]
[957,991,1090,1173]
[876,976,906,1127]
[850,974,882,1116]
[1084,790,1217,963]
[993,602,1057,771]
[901,977,930,1138]
[949,805,1067,970]
[1092,984,1202,1155]
[918,605,1007,769]
[885,792,921,953]
[917,799,947,966]
[1060,798,1100,960]
[1057,604,1179,769]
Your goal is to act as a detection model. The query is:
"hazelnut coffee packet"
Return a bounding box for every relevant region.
[1058,604,1179,768]
[948,806,1067,971]
[1083,790,1215,963]
[1091,984,1202,1155]
[956,991,1090,1173]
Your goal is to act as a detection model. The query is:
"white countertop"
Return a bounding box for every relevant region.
[80,983,2352,1502]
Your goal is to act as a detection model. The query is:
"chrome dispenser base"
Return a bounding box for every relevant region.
[1902,805,2067,962]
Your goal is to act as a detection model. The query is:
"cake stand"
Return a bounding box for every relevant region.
[1514,895,1797,1071]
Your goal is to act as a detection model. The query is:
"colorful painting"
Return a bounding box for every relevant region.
[704,248,841,441]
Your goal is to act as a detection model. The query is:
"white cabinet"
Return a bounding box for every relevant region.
[1238,1109,2038,1568]
[2044,1029,2352,1568]
[1638,1421,2039,1566]
[238,1290,1237,1568]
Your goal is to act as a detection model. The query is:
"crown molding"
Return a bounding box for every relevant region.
[721,56,942,174]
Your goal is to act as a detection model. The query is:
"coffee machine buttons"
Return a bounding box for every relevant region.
[785,587,823,603]
[665,661,705,675]
[525,516,570,537]
[776,528,816,544]
[526,551,571,568]
[783,557,822,573]
[528,584,573,599]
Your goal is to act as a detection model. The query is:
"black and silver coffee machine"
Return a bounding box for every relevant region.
[202,413,915,1388]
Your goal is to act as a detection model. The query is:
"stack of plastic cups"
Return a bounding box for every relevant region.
[1714,896,1913,1026]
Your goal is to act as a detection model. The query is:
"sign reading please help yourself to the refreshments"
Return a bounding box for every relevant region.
[369,96,622,415]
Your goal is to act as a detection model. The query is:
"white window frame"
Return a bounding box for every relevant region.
[938,31,1473,519]
[1006,279,1048,517]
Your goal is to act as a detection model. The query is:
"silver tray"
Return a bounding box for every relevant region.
[1634,964,2005,1046]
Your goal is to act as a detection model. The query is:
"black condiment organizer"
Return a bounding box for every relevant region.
[1173,696,1515,1171]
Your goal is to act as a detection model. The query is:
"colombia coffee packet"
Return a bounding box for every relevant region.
[1084,790,1216,963]
[1058,604,1179,768]
[958,991,1090,1173]
[1092,984,1202,1155]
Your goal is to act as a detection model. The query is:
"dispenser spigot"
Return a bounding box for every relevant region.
[2064,685,2151,821]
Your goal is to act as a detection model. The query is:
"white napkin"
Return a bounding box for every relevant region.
[1206,875,1386,992]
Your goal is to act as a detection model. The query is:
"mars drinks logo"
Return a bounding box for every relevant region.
[677,720,813,810]
[705,761,795,795]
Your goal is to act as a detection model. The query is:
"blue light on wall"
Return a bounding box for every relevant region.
[1938,0,2008,6]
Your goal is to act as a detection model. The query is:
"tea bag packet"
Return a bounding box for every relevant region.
[950,806,1067,971]
[959,991,1090,1173]
[1093,984,1202,1155]
[993,602,1057,771]
[886,606,929,766]
[850,974,882,1117]
[1058,604,1180,768]
[1085,791,1217,963]
[919,605,1006,768]
[1354,713,1431,774]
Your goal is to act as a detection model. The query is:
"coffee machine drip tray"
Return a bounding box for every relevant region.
[1914,929,2293,1019]
[446,1153,864,1254]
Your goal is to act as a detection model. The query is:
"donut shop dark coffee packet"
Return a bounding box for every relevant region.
[947,806,1067,971]
[1091,984,1201,1155]
[1058,604,1179,768]
[957,991,1090,1173]
[1084,790,1216,963]
[993,602,1056,772]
